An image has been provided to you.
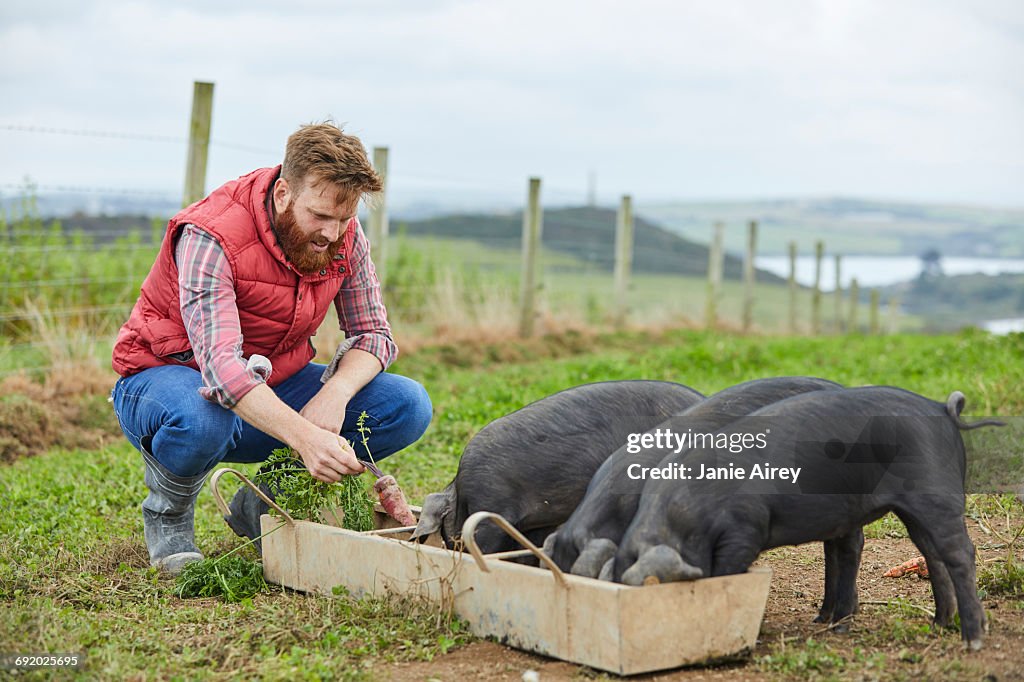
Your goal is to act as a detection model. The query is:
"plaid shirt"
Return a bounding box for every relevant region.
[175,222,397,408]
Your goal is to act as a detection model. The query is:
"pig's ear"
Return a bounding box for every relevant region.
[621,545,702,585]
[441,502,458,546]
[410,492,452,544]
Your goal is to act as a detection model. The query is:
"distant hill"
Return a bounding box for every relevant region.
[15,191,1022,262]
[397,206,788,284]
[880,271,1024,331]
[640,197,1024,258]
[1,192,180,219]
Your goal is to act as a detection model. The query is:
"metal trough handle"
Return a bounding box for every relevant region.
[210,467,296,526]
[461,511,568,588]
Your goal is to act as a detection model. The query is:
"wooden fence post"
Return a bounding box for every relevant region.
[887,297,900,334]
[788,241,797,334]
[869,290,880,334]
[705,222,724,329]
[742,220,757,333]
[183,81,215,207]
[811,240,824,335]
[519,177,543,338]
[848,277,860,332]
[368,146,389,285]
[834,254,843,333]
[613,194,634,329]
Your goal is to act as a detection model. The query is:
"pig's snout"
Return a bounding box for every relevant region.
[570,538,617,578]
[411,491,454,546]
[621,545,703,586]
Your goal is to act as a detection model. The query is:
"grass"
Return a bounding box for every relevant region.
[865,513,910,540]
[978,559,1024,599]
[0,219,923,377]
[2,328,1024,678]
[757,637,887,677]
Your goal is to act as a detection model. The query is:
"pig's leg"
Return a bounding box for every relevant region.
[895,507,984,649]
[814,540,841,623]
[824,529,864,631]
[900,517,958,627]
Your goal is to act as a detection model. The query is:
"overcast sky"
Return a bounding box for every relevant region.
[1,0,1022,211]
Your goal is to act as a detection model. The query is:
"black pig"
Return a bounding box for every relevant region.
[612,387,1002,649]
[410,380,704,553]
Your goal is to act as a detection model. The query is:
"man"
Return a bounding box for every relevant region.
[111,122,432,573]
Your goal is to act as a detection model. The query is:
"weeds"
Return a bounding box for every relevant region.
[758,637,891,679]
[972,493,1024,598]
[864,512,910,539]
[979,558,1024,598]
[174,556,267,602]
[338,475,376,533]
[355,409,375,465]
[253,447,376,532]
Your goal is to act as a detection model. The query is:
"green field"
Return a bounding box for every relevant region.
[2,329,1023,679]
[383,234,903,341]
[2,227,905,377]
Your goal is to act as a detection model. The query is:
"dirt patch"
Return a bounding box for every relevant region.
[397,324,699,372]
[0,367,121,463]
[383,519,1024,681]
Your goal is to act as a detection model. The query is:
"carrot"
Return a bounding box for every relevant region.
[882,555,929,578]
[373,475,417,526]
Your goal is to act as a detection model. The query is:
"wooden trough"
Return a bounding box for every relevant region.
[212,468,772,676]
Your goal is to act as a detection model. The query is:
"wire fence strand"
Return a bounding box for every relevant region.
[2,123,278,157]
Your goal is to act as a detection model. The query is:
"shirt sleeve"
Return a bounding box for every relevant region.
[334,220,399,370]
[175,224,266,408]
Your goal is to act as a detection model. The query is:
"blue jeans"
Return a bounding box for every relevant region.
[111,363,432,477]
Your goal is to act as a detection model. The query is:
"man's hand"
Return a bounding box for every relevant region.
[231,348,382,483]
[295,427,364,483]
[232,383,365,484]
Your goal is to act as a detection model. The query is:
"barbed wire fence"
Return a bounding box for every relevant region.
[0,82,883,382]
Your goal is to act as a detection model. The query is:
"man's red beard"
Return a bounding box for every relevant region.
[273,202,345,275]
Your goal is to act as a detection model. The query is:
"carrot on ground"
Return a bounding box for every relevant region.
[882,555,929,578]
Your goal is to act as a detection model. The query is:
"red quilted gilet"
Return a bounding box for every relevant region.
[112,166,356,386]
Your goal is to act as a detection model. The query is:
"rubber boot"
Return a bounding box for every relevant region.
[224,453,303,555]
[225,482,271,555]
[141,446,206,574]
